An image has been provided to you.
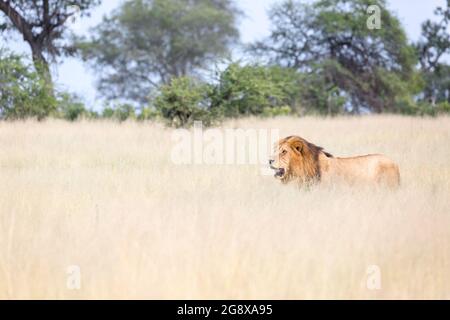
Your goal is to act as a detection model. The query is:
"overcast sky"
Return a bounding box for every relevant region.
[3,0,448,108]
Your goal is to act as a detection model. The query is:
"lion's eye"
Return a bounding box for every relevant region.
[281,150,287,155]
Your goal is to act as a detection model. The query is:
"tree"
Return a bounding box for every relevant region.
[249,0,419,113]
[0,0,100,94]
[416,0,450,104]
[78,0,240,104]
[417,0,450,72]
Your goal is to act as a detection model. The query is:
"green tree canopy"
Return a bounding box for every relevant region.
[78,0,241,104]
[249,0,419,113]
[0,0,101,94]
[416,0,450,104]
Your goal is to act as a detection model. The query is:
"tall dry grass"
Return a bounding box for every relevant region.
[0,115,449,299]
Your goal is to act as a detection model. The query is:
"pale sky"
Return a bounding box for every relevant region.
[2,0,448,108]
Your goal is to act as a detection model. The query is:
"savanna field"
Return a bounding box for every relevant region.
[0,115,449,299]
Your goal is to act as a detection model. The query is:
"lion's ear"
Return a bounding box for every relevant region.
[293,142,303,154]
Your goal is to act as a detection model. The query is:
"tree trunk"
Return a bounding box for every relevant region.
[30,43,54,97]
[0,0,54,96]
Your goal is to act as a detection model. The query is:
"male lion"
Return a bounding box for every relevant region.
[269,136,400,187]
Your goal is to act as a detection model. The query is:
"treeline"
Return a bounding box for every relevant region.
[1,0,450,126]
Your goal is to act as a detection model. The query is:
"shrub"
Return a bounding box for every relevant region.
[0,49,56,120]
[102,106,115,119]
[56,92,87,121]
[436,101,450,114]
[211,63,298,117]
[85,109,100,119]
[154,76,216,127]
[101,103,136,121]
[395,99,450,116]
[262,105,292,117]
[137,107,161,121]
[114,104,136,121]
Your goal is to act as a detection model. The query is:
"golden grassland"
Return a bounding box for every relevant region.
[0,115,449,299]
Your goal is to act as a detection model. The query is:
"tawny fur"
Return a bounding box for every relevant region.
[271,136,400,188]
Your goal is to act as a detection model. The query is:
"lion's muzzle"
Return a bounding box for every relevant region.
[269,161,286,178]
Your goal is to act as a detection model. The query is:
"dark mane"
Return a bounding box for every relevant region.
[305,140,333,158]
[323,150,334,158]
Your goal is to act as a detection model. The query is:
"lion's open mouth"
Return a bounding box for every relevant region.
[271,166,285,178]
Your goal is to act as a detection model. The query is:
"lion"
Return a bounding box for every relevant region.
[269,135,400,187]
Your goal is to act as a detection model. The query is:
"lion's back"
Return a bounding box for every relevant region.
[330,154,400,187]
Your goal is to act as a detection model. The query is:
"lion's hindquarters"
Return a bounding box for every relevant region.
[373,156,400,188]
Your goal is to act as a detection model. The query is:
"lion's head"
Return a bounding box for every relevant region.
[269,136,333,184]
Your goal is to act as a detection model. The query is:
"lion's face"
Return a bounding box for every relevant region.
[269,137,304,181]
